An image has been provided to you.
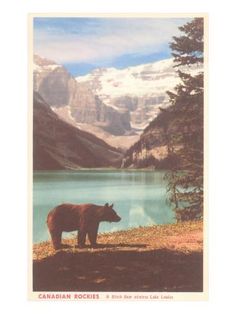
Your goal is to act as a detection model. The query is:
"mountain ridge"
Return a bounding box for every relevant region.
[33,54,202,151]
[76,58,202,147]
[33,55,132,147]
[33,91,122,170]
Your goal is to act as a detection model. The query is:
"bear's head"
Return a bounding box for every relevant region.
[101,203,121,222]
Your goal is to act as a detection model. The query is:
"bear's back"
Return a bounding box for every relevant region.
[49,203,100,222]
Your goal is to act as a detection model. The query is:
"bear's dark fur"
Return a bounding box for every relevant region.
[47,203,121,249]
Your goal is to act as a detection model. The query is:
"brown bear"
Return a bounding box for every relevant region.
[46,202,121,250]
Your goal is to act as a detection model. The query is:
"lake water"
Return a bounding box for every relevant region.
[33,170,175,243]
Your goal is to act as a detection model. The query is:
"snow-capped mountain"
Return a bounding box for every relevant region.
[33,55,132,147]
[76,59,202,131]
[33,55,202,150]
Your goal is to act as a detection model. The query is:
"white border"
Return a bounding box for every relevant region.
[2,0,236,312]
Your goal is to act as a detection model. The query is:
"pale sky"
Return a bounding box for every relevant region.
[34,17,190,75]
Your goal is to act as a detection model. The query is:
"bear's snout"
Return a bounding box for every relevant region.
[115,215,121,222]
[108,214,121,222]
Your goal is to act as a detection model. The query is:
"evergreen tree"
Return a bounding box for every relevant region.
[165,18,204,221]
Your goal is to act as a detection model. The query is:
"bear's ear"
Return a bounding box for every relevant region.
[104,203,109,207]
[109,203,114,209]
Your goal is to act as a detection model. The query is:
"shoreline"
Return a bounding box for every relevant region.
[33,220,203,261]
[33,220,203,292]
[33,167,167,172]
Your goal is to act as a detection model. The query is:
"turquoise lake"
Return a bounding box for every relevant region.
[33,170,175,243]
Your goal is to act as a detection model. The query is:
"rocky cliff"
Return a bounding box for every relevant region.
[34,55,201,150]
[76,59,201,148]
[76,59,202,131]
[121,108,174,169]
[33,55,131,142]
[33,92,122,170]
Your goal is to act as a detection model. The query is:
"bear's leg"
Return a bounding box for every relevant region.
[88,222,99,248]
[77,229,86,248]
[49,229,62,250]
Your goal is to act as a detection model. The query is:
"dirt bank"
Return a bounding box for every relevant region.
[33,220,203,292]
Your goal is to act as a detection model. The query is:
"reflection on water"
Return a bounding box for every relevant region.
[33,170,175,243]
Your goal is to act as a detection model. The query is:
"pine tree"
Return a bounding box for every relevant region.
[165,18,204,221]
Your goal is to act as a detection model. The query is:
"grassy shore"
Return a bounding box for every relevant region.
[33,220,203,292]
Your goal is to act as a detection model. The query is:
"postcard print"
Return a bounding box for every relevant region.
[29,14,207,301]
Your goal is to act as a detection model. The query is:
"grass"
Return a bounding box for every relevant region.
[33,220,203,292]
